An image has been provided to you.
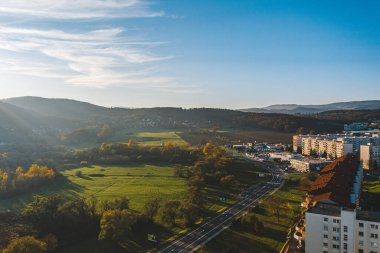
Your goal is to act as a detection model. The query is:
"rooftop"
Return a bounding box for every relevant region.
[357,210,380,223]
[307,202,341,217]
[308,155,359,207]
[291,157,331,164]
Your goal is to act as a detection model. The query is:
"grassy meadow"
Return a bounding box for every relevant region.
[108,129,189,147]
[0,164,187,213]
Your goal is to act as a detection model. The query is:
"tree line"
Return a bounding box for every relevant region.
[0,164,55,197]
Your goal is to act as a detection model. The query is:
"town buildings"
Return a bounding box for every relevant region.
[305,156,380,253]
[294,133,380,160]
[344,122,369,132]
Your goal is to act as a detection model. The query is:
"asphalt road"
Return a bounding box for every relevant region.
[158,160,285,253]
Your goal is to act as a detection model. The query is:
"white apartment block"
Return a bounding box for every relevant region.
[306,203,380,253]
[294,134,380,159]
[289,157,331,172]
[360,144,380,170]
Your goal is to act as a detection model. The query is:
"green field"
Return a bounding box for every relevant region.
[201,173,308,253]
[0,164,187,212]
[108,129,189,147]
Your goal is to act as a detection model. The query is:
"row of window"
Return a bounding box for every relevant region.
[323,242,340,249]
[358,222,379,230]
[323,217,341,224]
[358,231,379,239]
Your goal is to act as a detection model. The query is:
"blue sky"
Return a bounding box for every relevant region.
[0,0,379,108]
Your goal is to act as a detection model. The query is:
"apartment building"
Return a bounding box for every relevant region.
[360,144,380,170]
[338,137,380,153]
[305,155,380,253]
[289,157,331,172]
[302,137,353,159]
[294,134,380,160]
[306,203,380,253]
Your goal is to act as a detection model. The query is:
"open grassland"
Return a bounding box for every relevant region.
[108,129,189,147]
[0,164,187,212]
[201,173,308,253]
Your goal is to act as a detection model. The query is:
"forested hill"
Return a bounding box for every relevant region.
[1,96,379,144]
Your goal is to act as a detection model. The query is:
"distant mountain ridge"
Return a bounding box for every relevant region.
[242,100,380,114]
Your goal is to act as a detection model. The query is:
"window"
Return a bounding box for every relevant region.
[371,242,379,248]
[359,223,364,228]
[370,251,377,253]
[344,234,348,241]
[324,226,329,231]
[333,244,340,249]
[333,227,340,232]
[323,234,328,239]
[333,219,340,223]
[333,236,340,241]
[359,240,364,246]
[324,217,329,222]
[371,233,379,239]
[358,250,363,253]
[344,243,347,250]
[344,226,348,232]
[323,251,328,253]
[371,224,379,230]
[359,231,364,237]
[323,242,328,247]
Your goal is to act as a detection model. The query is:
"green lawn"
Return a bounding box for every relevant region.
[201,173,308,253]
[0,164,187,212]
[108,129,188,147]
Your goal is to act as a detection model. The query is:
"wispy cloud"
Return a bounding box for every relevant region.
[0,0,164,19]
[0,0,195,93]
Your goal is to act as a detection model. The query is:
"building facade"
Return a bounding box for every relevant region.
[290,158,331,172]
[306,204,380,253]
[360,144,380,170]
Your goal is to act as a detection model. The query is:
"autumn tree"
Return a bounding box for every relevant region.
[3,236,47,253]
[98,209,135,241]
[22,195,61,233]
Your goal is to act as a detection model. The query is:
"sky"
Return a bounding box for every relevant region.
[0,0,379,108]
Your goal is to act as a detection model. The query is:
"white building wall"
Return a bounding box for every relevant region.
[340,209,356,253]
[305,212,341,253]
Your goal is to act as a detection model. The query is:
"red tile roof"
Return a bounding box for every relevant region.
[308,155,359,207]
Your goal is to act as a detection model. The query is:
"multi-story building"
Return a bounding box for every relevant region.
[294,134,379,160]
[293,134,319,153]
[306,203,380,253]
[344,122,369,132]
[289,157,331,172]
[360,144,380,170]
[338,137,380,153]
[304,155,380,253]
